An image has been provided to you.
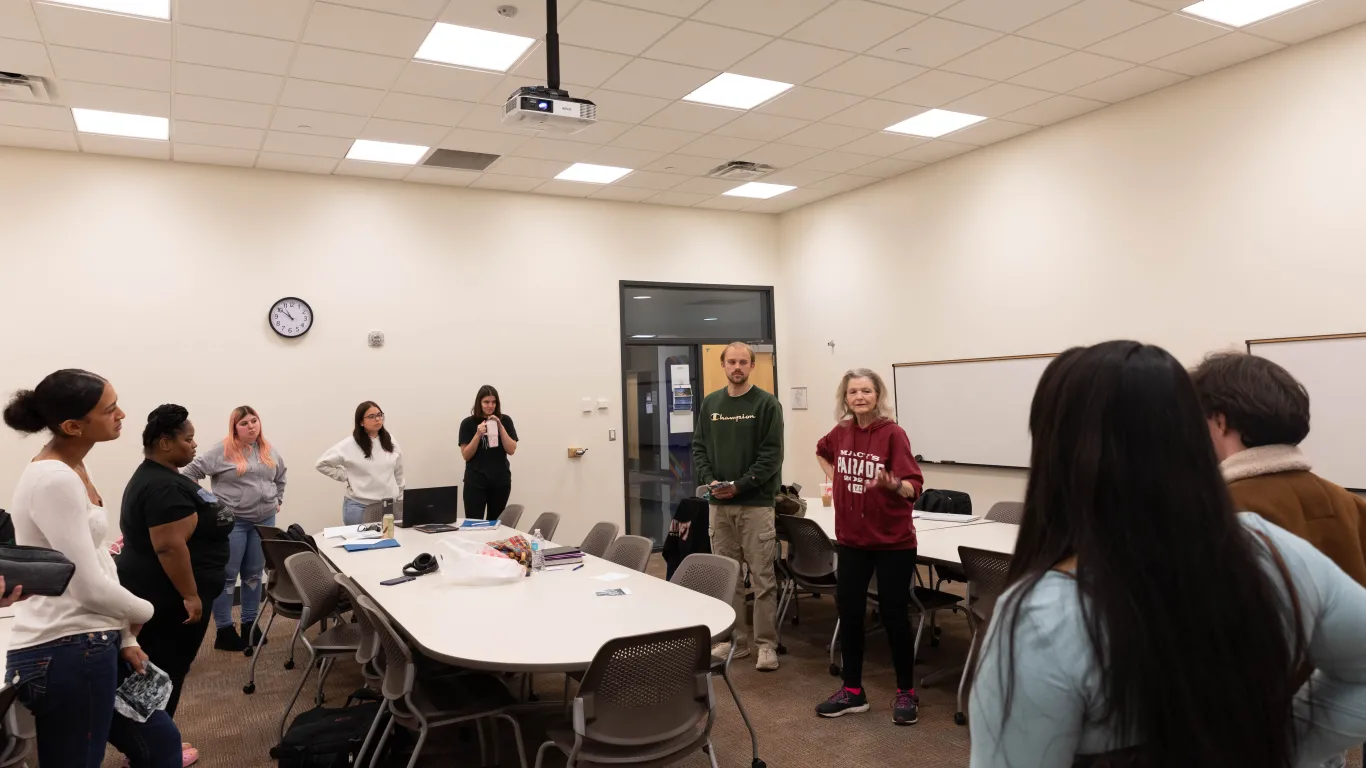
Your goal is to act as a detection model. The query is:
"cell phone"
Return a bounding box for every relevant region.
[379,575,415,586]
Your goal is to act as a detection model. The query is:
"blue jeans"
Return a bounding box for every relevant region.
[212,513,274,630]
[342,497,367,526]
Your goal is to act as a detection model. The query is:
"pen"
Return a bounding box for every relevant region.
[572,564,584,571]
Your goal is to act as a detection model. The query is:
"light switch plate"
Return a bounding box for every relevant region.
[596,398,609,410]
[609,429,617,441]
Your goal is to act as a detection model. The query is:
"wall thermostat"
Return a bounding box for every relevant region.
[368,331,385,348]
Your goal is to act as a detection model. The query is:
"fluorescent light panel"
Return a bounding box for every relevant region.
[556,163,633,184]
[71,108,167,140]
[684,73,793,110]
[48,0,169,19]
[885,109,986,138]
[1181,0,1315,26]
[723,182,795,200]
[346,139,429,165]
[415,23,536,72]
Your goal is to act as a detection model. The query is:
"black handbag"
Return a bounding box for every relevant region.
[0,544,76,598]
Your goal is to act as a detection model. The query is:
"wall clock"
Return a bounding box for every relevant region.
[269,297,313,338]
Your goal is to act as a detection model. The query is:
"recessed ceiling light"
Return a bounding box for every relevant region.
[631,334,657,339]
[885,109,986,138]
[1181,0,1315,26]
[49,0,169,20]
[723,182,796,200]
[71,108,167,140]
[414,23,536,72]
[683,73,793,110]
[556,163,633,184]
[346,139,429,165]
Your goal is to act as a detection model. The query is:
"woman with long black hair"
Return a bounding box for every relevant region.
[969,341,1366,767]
[316,401,404,525]
[458,385,518,520]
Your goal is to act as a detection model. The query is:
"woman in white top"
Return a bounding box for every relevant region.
[3,369,184,768]
[315,400,404,525]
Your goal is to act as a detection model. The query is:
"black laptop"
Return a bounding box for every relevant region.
[398,486,459,528]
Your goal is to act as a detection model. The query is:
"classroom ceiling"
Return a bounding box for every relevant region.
[1,0,1363,214]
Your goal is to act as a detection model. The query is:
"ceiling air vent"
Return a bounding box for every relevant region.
[422,149,500,171]
[0,72,52,104]
[706,161,776,181]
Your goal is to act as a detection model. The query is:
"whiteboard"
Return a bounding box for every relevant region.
[1248,334,1366,490]
[893,354,1056,469]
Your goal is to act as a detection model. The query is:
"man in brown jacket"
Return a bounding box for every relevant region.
[1192,352,1366,587]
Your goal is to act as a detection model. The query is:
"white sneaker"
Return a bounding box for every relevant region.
[755,647,779,671]
[712,641,750,660]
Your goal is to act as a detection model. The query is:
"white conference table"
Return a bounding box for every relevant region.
[800,501,1016,564]
[315,524,736,673]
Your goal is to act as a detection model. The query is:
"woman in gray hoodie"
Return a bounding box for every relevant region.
[182,405,286,653]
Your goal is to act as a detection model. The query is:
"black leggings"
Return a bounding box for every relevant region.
[136,583,216,718]
[835,545,918,691]
[463,483,511,521]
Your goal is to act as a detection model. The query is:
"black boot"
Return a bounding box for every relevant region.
[214,625,245,652]
[244,622,267,648]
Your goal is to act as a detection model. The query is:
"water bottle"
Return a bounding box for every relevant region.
[530,528,545,573]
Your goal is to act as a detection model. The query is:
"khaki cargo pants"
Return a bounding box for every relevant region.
[710,504,778,650]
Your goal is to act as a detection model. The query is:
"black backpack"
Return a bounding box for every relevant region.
[914,489,973,516]
[285,523,318,552]
[272,702,382,768]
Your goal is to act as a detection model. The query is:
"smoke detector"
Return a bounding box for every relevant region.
[706,161,777,181]
[368,331,385,348]
[0,72,52,104]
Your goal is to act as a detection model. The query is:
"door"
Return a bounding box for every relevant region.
[623,345,698,547]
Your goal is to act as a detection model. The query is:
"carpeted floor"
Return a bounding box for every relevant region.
[91,555,1362,768]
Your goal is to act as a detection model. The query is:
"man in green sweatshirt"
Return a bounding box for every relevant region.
[692,342,785,671]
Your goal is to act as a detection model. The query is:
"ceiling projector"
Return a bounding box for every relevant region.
[502,86,596,134]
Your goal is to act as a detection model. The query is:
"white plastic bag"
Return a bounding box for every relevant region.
[114,660,172,723]
[437,537,525,586]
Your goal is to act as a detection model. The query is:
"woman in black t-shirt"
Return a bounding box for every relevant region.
[458,385,519,520]
[117,405,231,759]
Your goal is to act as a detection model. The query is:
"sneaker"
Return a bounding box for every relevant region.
[816,687,869,718]
[755,647,779,672]
[712,641,750,660]
[892,689,919,726]
[213,625,245,652]
[182,743,200,767]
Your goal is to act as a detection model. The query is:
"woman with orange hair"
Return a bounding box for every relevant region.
[182,406,287,653]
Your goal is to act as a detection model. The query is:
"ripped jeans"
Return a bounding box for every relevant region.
[212,514,274,630]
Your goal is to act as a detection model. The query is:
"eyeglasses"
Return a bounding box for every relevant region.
[364,412,385,421]
[356,523,382,533]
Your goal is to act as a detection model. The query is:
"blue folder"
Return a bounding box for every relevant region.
[343,538,400,552]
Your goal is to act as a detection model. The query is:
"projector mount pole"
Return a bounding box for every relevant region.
[545,0,563,94]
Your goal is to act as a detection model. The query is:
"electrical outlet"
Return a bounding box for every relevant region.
[609,429,617,441]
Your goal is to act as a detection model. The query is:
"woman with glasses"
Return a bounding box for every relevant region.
[315,401,404,525]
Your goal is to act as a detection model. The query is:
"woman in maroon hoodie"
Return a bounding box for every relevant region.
[814,368,924,725]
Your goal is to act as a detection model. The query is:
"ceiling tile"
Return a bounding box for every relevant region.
[615,170,689,190]
[824,98,920,129]
[261,131,354,158]
[712,113,809,141]
[0,37,52,78]
[895,139,976,163]
[1087,15,1228,64]
[642,102,742,133]
[328,0,447,19]
[256,152,340,174]
[643,190,711,205]
[335,159,411,179]
[1246,0,1366,45]
[373,92,477,126]
[785,1,925,53]
[756,87,862,121]
[438,127,528,155]
[405,166,481,186]
[1003,93,1106,124]
[807,173,879,192]
[1017,0,1164,48]
[513,44,632,88]
[588,185,659,202]
[796,150,881,173]
[780,121,870,149]
[946,118,1036,145]
[743,188,834,213]
[869,0,959,11]
[360,118,450,146]
[1069,65,1186,102]
[694,195,752,210]
[289,46,408,90]
[174,63,283,104]
[945,82,1053,117]
[583,144,664,167]
[1148,32,1284,77]
[882,70,993,107]
[559,1,681,56]
[302,3,433,57]
[601,58,717,100]
[806,56,926,97]
[0,0,42,41]
[390,62,505,101]
[176,25,295,76]
[0,125,77,151]
[480,75,536,106]
[34,2,171,58]
[675,133,765,158]
[456,103,515,132]
[850,157,924,178]
[868,18,1003,68]
[178,0,312,40]
[174,143,256,166]
[1010,51,1133,92]
[731,39,853,84]
[603,0,709,13]
[79,133,169,159]
[172,120,264,150]
[514,137,597,162]
[47,46,168,90]
[534,179,598,197]
[742,142,826,166]
[1129,0,1191,9]
[270,106,368,137]
[582,89,672,124]
[836,130,928,156]
[471,174,543,192]
[693,0,835,35]
[173,94,273,129]
[0,100,75,130]
[438,0,581,37]
[643,21,772,70]
[279,79,386,117]
[942,35,1071,80]
[613,125,703,153]
[61,81,169,116]
[940,0,1087,33]
[760,166,835,186]
[487,155,568,178]
[643,153,726,174]
[559,119,631,144]
[671,176,744,195]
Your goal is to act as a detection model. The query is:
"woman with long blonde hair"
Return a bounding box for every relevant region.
[182,406,287,653]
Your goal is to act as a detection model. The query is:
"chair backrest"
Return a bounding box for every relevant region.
[361,499,402,524]
[498,504,524,529]
[985,501,1025,525]
[528,511,560,540]
[669,553,739,605]
[959,546,1014,620]
[333,574,380,666]
[260,538,312,600]
[778,515,836,581]
[575,625,712,746]
[283,551,342,632]
[604,535,652,572]
[256,524,287,542]
[580,521,620,559]
[356,594,416,705]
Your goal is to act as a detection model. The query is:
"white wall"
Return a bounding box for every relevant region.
[0,148,778,543]
[777,22,1366,509]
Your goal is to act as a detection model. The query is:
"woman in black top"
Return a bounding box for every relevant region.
[458,385,519,520]
[117,405,231,755]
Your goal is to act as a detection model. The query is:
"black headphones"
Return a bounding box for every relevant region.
[402,553,439,577]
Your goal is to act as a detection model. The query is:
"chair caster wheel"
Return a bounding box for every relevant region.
[703,745,710,754]
[753,760,766,768]
[828,664,841,677]
[243,683,255,695]
[776,644,787,655]
[933,626,942,636]
[284,660,295,670]
[954,712,967,726]
[243,646,254,657]
[930,637,940,648]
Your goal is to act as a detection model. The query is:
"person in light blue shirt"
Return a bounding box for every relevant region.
[969,341,1366,768]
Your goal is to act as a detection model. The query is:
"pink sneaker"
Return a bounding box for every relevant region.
[182,743,200,767]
